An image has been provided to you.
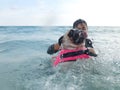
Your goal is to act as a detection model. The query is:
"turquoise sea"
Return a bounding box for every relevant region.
[0,26,120,90]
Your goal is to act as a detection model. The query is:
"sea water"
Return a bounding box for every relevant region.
[0,26,120,90]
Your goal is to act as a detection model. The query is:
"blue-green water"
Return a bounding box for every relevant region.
[0,26,120,90]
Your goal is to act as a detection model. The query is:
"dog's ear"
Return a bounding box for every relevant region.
[68,29,74,38]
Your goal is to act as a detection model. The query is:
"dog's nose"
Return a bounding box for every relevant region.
[74,29,87,38]
[72,29,88,39]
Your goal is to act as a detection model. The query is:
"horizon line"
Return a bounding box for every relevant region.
[0,25,120,27]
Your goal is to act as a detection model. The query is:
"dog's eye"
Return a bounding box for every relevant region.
[73,33,79,39]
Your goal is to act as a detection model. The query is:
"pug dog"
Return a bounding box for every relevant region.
[53,29,97,70]
[60,29,87,50]
[60,29,97,56]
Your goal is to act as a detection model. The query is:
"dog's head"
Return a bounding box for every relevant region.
[67,29,87,45]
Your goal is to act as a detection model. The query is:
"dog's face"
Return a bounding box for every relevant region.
[68,29,87,45]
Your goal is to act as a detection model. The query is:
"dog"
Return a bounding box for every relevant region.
[60,29,87,50]
[52,29,97,74]
[52,29,91,73]
[53,29,91,67]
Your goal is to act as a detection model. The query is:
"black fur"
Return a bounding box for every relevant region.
[68,29,85,45]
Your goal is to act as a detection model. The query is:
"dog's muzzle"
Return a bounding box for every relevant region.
[68,29,87,45]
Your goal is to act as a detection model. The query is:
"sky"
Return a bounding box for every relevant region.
[0,0,120,26]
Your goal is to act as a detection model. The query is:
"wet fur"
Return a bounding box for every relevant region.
[61,29,85,50]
